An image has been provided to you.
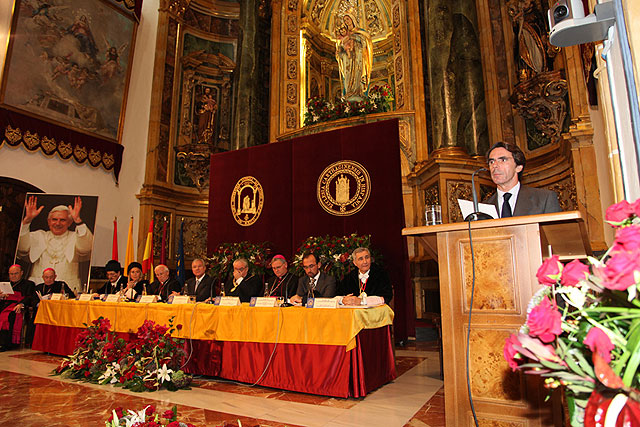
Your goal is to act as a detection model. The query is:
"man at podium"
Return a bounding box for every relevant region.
[484,142,562,217]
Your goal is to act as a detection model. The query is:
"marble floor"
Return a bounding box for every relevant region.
[0,341,445,426]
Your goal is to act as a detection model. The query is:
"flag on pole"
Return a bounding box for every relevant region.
[177,219,185,287]
[112,217,118,261]
[125,217,134,269]
[160,220,168,266]
[142,220,154,282]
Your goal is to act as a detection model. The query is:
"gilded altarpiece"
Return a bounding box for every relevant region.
[137,1,240,266]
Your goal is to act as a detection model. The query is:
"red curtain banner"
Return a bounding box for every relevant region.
[207,119,414,341]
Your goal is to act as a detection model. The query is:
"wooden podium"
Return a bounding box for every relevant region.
[403,211,591,426]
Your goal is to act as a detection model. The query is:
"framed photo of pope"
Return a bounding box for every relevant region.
[14,193,98,293]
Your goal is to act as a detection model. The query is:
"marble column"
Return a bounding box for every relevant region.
[425,0,489,156]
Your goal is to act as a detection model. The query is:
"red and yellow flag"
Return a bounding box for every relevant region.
[124,217,134,269]
[142,220,154,282]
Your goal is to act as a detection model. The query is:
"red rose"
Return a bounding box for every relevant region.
[145,405,155,416]
[176,324,183,331]
[605,200,635,223]
[167,423,181,427]
[162,409,175,419]
[527,297,562,343]
[560,259,589,287]
[84,371,90,378]
[599,250,640,291]
[536,255,562,286]
[612,225,640,252]
[583,327,615,363]
[503,333,522,371]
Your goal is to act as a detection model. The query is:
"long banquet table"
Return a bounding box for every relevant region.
[33,300,396,398]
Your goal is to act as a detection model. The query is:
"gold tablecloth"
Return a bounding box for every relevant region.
[35,300,394,351]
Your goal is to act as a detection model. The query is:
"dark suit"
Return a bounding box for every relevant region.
[339,264,393,304]
[264,272,298,298]
[223,274,263,303]
[485,185,561,217]
[35,281,76,300]
[149,277,182,301]
[96,276,127,295]
[296,272,336,300]
[185,274,215,302]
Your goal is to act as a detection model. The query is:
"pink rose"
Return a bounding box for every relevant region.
[599,250,640,291]
[560,259,589,287]
[584,327,614,363]
[503,333,522,371]
[605,200,635,223]
[536,255,562,286]
[633,199,640,217]
[612,225,640,252]
[527,297,562,343]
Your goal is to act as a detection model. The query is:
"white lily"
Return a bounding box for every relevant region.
[157,364,173,383]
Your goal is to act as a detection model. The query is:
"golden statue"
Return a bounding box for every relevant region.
[335,10,373,101]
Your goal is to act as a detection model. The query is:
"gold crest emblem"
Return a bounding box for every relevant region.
[317,160,371,216]
[231,176,264,226]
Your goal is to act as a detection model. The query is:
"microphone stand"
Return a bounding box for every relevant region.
[464,168,493,221]
[280,272,293,307]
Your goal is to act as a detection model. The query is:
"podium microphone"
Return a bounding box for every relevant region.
[464,168,493,221]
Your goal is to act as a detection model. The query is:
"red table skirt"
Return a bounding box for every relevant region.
[32,324,396,398]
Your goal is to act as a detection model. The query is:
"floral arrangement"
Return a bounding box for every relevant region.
[206,241,272,282]
[105,404,197,427]
[303,83,394,126]
[503,198,640,426]
[54,317,192,392]
[292,233,381,281]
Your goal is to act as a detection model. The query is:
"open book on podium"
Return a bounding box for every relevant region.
[403,211,591,427]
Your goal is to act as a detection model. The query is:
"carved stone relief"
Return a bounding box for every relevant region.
[287,59,298,80]
[398,119,415,168]
[424,183,440,206]
[396,82,404,107]
[447,180,472,223]
[395,56,403,81]
[286,107,297,129]
[287,83,298,104]
[287,37,298,56]
[175,216,208,258]
[548,173,577,211]
[287,15,298,34]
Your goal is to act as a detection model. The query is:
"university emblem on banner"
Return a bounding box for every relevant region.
[317,160,371,216]
[230,176,264,226]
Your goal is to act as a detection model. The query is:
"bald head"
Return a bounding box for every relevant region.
[8,264,23,283]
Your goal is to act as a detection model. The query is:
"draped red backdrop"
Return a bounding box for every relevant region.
[207,119,414,341]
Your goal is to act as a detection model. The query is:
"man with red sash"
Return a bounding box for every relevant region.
[0,264,35,351]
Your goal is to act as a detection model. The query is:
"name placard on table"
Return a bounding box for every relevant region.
[138,295,158,303]
[213,296,241,306]
[306,297,338,308]
[249,297,277,307]
[171,295,194,305]
[50,293,65,301]
[77,294,93,301]
[104,294,121,303]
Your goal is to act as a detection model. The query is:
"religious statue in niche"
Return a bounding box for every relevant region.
[195,86,218,144]
[335,10,373,101]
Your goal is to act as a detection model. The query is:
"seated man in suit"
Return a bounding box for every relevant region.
[0,264,35,351]
[149,264,181,301]
[94,260,127,295]
[35,268,76,300]
[339,247,392,306]
[223,258,263,303]
[484,142,562,217]
[290,253,336,304]
[185,258,215,302]
[264,255,298,299]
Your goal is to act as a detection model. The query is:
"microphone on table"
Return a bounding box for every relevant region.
[464,167,493,221]
[280,273,293,307]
